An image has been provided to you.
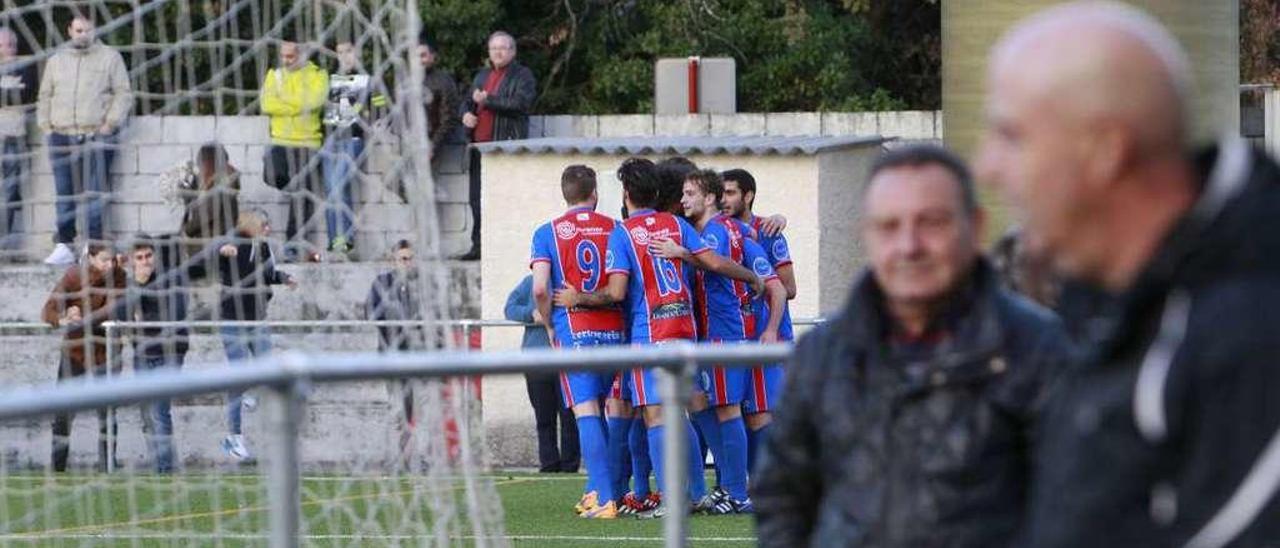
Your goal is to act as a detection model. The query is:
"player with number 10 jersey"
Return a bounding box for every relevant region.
[606,210,707,348]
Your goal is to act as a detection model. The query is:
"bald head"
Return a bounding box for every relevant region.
[976,2,1200,291]
[991,2,1191,155]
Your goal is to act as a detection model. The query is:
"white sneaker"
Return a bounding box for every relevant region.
[241,394,257,411]
[43,243,76,266]
[221,434,251,460]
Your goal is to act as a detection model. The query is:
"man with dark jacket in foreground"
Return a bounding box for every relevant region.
[754,145,1069,547]
[977,3,1280,546]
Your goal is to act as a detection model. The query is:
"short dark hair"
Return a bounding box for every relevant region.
[684,168,724,206]
[63,9,91,28]
[279,25,302,46]
[561,165,597,204]
[659,156,696,172]
[197,142,230,170]
[86,243,111,258]
[656,157,697,213]
[394,239,413,251]
[618,157,660,209]
[867,144,978,215]
[130,233,155,252]
[720,168,757,209]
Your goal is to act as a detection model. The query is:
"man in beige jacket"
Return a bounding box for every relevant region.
[37,14,133,266]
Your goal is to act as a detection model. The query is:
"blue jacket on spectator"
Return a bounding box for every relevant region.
[503,275,549,349]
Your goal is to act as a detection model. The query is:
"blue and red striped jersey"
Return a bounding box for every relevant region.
[530,207,625,347]
[692,215,774,341]
[747,214,794,341]
[605,209,708,344]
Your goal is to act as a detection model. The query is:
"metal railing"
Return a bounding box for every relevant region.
[0,317,825,548]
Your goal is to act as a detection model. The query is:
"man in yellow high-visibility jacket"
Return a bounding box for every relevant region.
[260,39,327,262]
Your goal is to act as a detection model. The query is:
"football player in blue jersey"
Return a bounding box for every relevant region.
[721,168,797,468]
[555,157,763,518]
[530,165,626,519]
[675,169,787,514]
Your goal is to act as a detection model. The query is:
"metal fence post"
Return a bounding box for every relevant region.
[267,357,307,548]
[1268,87,1280,160]
[661,349,696,548]
[104,322,115,474]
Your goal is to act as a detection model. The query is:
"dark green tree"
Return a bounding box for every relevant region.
[0,0,943,115]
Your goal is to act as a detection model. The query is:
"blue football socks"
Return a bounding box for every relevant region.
[606,416,632,501]
[630,419,652,497]
[719,416,749,501]
[577,415,613,503]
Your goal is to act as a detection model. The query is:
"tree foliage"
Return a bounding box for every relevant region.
[1242,0,1280,85]
[1,0,942,115]
[421,0,941,113]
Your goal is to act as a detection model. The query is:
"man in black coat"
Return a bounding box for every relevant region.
[366,239,429,464]
[754,145,1070,547]
[0,27,36,258]
[457,30,537,260]
[118,235,189,473]
[977,3,1280,546]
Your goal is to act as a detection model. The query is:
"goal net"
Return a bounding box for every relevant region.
[0,1,506,545]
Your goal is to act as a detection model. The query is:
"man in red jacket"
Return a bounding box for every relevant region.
[42,243,125,472]
[457,31,537,261]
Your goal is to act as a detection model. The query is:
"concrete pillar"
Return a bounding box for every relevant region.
[1267,88,1280,159]
[942,1,1240,158]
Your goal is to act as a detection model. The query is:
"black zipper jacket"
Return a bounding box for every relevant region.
[755,259,1070,547]
[1027,140,1280,547]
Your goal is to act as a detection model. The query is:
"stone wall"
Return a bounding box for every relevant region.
[0,262,485,471]
[13,116,474,261]
[6,111,939,262]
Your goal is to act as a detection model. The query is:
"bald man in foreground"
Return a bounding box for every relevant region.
[978,3,1280,547]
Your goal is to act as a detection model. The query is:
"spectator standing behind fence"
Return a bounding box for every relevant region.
[754,146,1071,547]
[261,38,327,263]
[213,208,297,462]
[458,31,536,261]
[366,240,427,464]
[321,40,386,260]
[116,235,189,474]
[505,274,580,473]
[418,38,460,161]
[0,28,36,259]
[180,143,240,263]
[37,14,132,266]
[41,243,125,472]
[388,38,459,204]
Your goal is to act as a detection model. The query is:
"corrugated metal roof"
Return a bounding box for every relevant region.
[471,135,888,156]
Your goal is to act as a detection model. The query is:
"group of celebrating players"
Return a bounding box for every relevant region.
[529,157,796,519]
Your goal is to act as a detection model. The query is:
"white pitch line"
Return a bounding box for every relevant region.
[0,473,587,482]
[0,532,757,543]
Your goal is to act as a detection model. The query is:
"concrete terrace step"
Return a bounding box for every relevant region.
[0,261,480,324]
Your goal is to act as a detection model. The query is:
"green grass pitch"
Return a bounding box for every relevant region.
[0,472,756,546]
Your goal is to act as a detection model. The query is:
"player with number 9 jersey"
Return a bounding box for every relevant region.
[530,207,625,349]
[529,165,627,519]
